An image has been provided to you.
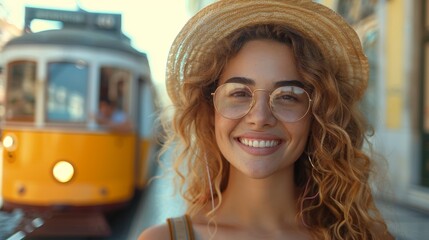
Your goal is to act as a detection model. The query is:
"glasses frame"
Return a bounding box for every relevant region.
[211,83,312,123]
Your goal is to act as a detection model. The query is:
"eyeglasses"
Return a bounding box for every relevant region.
[211,82,312,122]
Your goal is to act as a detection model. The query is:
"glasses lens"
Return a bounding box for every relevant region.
[270,86,310,122]
[213,83,252,119]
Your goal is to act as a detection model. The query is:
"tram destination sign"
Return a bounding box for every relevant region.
[24,7,122,34]
[33,8,86,24]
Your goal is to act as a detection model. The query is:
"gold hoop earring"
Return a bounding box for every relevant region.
[307,154,321,173]
[205,155,215,212]
[308,154,316,169]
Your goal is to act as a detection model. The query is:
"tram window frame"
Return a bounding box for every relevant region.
[46,61,89,123]
[5,60,37,122]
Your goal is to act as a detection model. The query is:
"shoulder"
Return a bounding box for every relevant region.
[137,223,170,240]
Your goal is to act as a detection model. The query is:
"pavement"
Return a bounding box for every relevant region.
[377,199,429,240]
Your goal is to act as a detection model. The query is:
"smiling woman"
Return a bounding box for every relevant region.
[138,1,393,240]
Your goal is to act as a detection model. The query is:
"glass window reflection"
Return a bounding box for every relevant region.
[5,61,36,121]
[47,61,88,122]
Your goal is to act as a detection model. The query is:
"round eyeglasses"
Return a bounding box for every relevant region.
[211,82,312,123]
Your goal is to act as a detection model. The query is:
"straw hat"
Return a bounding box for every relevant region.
[166,0,368,103]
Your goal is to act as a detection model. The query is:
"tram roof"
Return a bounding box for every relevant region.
[3,28,147,58]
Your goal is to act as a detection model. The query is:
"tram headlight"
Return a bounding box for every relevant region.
[2,134,17,151]
[52,161,75,183]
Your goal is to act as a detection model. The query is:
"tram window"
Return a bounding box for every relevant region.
[97,67,131,130]
[47,61,88,122]
[5,61,36,121]
[98,67,130,113]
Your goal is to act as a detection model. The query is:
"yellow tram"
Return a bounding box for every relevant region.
[0,7,159,237]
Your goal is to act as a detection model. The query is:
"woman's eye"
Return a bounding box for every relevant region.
[272,86,307,103]
[279,93,298,102]
[230,89,251,98]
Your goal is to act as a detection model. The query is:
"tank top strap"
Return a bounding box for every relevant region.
[166,215,195,240]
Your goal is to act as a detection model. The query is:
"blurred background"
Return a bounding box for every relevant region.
[0,0,428,239]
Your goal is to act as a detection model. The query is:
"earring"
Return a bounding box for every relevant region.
[205,155,216,212]
[307,154,321,173]
[301,154,320,228]
[308,154,316,169]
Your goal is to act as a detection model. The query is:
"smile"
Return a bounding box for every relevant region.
[238,138,280,148]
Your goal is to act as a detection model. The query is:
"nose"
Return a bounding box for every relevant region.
[245,90,277,127]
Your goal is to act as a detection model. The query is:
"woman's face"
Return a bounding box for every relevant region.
[214,39,311,179]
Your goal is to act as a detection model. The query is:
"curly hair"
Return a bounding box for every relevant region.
[160,24,392,239]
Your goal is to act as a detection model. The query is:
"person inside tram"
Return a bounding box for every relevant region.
[139,0,393,239]
[96,98,131,132]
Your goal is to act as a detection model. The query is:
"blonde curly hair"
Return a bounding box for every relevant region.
[160,24,392,240]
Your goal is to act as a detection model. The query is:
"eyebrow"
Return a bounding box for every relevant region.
[224,77,254,85]
[274,80,305,88]
[224,77,305,88]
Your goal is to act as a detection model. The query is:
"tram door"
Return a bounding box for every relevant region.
[421,0,429,187]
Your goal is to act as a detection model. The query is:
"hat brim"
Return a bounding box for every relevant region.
[167,0,368,102]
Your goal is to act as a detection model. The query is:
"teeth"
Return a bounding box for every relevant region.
[239,138,279,148]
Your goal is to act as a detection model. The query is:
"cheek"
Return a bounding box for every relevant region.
[214,113,228,142]
[300,119,312,137]
[214,114,222,143]
[299,119,312,146]
[284,117,312,146]
[214,113,237,144]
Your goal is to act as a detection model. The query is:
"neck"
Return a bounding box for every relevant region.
[215,165,299,230]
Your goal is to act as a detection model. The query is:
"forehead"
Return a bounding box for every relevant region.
[219,39,300,87]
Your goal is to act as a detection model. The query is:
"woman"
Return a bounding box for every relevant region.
[139,0,393,239]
